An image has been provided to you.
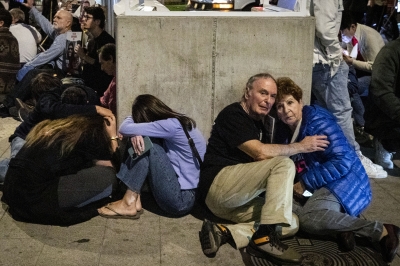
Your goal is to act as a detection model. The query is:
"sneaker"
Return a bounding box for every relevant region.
[18,107,32,122]
[247,227,303,265]
[337,231,355,252]
[199,219,231,258]
[357,151,387,178]
[375,139,394,169]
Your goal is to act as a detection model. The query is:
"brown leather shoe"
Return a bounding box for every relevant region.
[337,231,355,252]
[380,224,400,263]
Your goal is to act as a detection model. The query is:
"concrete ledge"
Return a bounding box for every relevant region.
[117,14,315,138]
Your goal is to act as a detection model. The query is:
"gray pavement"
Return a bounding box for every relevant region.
[0,117,400,266]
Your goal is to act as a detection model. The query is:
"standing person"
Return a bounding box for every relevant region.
[364,37,400,169]
[9,8,42,65]
[98,94,206,218]
[74,6,115,97]
[198,73,329,265]
[98,43,116,114]
[275,77,400,264]
[0,9,19,96]
[1,114,120,226]
[308,0,387,178]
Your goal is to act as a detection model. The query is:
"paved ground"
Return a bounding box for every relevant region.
[0,116,400,266]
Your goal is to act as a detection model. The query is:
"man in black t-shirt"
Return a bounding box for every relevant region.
[74,6,115,97]
[198,73,329,265]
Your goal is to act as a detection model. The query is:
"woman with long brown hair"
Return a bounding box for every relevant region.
[1,114,120,225]
[98,94,206,218]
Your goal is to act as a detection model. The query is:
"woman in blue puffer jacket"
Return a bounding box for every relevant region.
[274,77,400,264]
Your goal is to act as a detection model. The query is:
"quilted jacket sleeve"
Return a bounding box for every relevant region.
[299,107,356,192]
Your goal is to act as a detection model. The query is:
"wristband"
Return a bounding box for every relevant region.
[110,136,119,140]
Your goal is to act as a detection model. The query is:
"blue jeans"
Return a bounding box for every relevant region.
[0,137,26,182]
[117,143,196,216]
[293,187,383,242]
[312,61,360,152]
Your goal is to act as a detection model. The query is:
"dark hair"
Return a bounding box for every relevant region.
[242,73,276,101]
[98,43,115,62]
[31,73,62,100]
[0,9,13,28]
[61,86,88,105]
[85,6,105,29]
[131,94,196,130]
[276,77,303,103]
[340,10,357,31]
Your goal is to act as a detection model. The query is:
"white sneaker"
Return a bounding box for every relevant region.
[357,151,388,179]
[374,139,394,169]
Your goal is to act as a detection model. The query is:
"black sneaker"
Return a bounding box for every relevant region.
[0,103,10,118]
[247,228,303,265]
[199,219,231,258]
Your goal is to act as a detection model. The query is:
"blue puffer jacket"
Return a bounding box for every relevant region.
[280,105,372,216]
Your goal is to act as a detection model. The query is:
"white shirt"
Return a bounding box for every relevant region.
[10,23,42,63]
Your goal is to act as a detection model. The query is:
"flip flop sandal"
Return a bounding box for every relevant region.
[99,205,142,220]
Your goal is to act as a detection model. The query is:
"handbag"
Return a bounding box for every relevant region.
[179,121,203,165]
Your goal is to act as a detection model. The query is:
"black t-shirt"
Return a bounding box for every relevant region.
[81,30,115,97]
[198,102,267,201]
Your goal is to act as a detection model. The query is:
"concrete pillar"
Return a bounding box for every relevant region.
[117,13,315,138]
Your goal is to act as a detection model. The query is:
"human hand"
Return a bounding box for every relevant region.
[299,135,329,153]
[103,115,117,138]
[293,181,305,197]
[131,136,144,155]
[74,44,85,58]
[342,54,353,65]
[95,105,113,117]
[23,0,34,8]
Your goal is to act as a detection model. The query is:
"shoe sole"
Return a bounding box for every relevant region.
[246,243,303,265]
[199,221,218,258]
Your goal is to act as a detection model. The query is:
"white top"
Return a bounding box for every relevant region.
[10,23,42,63]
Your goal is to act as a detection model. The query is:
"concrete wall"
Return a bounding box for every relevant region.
[116,14,315,138]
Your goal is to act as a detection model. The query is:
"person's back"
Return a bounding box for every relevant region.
[9,8,42,64]
[0,9,20,95]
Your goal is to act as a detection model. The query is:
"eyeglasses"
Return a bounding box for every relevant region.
[83,15,93,20]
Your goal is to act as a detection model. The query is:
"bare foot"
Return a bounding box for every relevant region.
[98,189,141,216]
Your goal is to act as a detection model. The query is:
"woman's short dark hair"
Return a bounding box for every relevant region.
[61,86,88,105]
[85,6,105,29]
[276,77,303,103]
[98,43,115,62]
[131,94,196,130]
[31,73,62,100]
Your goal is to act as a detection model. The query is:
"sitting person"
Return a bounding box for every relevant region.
[0,72,113,182]
[0,9,20,96]
[98,43,116,114]
[1,113,120,225]
[340,10,385,131]
[0,0,73,115]
[364,37,400,169]
[198,73,329,265]
[9,8,42,65]
[98,94,206,218]
[74,6,115,97]
[274,77,400,264]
